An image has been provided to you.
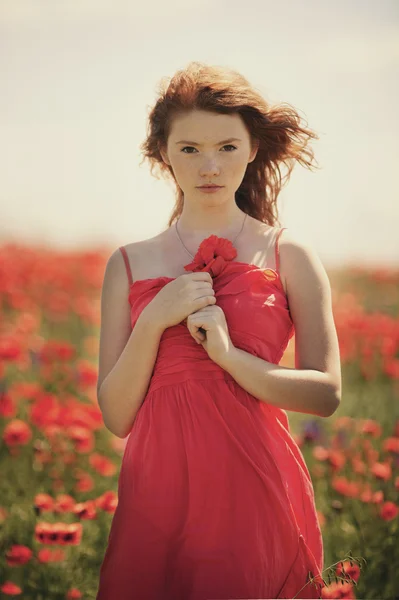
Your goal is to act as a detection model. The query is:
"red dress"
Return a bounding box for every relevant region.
[96,228,325,599]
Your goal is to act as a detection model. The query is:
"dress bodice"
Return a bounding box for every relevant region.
[124,234,294,395]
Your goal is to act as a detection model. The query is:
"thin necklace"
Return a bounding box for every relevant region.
[175,212,247,260]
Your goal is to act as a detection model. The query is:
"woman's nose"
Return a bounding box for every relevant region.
[199,161,220,177]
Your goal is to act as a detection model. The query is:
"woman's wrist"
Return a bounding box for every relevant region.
[138,304,166,336]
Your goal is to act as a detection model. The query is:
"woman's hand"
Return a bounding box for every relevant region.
[144,272,216,331]
[186,304,235,365]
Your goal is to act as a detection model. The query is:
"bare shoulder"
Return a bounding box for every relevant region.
[278,228,331,295]
[100,234,162,321]
[106,240,144,282]
[122,233,162,261]
[118,230,172,282]
[120,238,152,271]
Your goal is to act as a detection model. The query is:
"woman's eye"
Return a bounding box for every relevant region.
[181,147,197,154]
[181,145,237,154]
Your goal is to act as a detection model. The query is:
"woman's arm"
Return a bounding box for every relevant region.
[97,249,165,438]
[216,350,339,417]
[217,233,342,418]
[98,310,165,438]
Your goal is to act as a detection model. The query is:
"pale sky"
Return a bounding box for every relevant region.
[1,0,398,268]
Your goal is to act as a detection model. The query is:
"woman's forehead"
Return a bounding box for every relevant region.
[168,111,248,140]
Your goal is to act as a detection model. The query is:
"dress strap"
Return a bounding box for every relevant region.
[275,228,287,274]
[119,246,133,286]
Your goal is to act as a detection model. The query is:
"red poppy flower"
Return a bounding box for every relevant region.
[183,235,237,278]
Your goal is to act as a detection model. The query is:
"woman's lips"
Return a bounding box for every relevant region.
[197,186,223,193]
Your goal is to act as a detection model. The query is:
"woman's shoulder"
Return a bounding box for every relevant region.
[276,227,320,264]
[121,235,158,259]
[276,228,331,301]
[122,226,171,258]
[117,228,176,282]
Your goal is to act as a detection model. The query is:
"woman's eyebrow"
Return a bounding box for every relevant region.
[175,138,242,145]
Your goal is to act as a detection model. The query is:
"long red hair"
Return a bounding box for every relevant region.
[139,61,319,228]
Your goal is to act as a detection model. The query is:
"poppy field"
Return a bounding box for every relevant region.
[0,244,398,599]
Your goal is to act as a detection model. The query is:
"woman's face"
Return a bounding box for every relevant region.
[160,109,258,204]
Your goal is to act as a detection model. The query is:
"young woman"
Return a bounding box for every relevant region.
[96,62,341,599]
